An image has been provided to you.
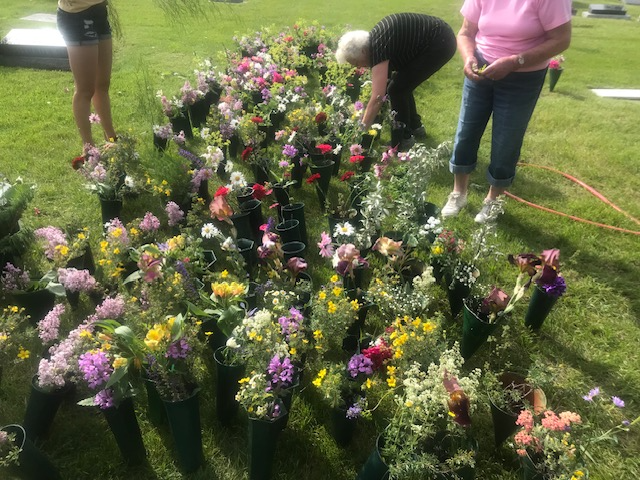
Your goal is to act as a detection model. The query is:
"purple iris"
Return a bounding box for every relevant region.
[539,275,566,298]
[267,355,295,390]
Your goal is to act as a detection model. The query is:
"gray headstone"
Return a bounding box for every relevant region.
[588,4,627,14]
[0,28,69,70]
[21,13,58,23]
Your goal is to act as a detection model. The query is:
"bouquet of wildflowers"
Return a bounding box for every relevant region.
[190,276,247,337]
[36,295,127,392]
[0,305,35,368]
[309,277,359,356]
[532,249,567,298]
[380,346,480,479]
[74,134,141,201]
[236,370,287,421]
[34,226,91,268]
[0,429,20,468]
[143,312,205,401]
[76,319,144,410]
[311,361,369,418]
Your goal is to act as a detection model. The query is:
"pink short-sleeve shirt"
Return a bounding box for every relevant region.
[461,0,572,71]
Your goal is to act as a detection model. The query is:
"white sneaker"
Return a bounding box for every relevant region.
[441,192,468,218]
[474,199,502,224]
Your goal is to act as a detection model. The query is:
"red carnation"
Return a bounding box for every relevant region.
[214,186,229,197]
[251,183,272,200]
[241,146,254,161]
[316,144,333,155]
[306,173,321,184]
[362,340,393,371]
[340,171,355,182]
[315,112,328,124]
[71,155,85,170]
[350,155,365,164]
[251,116,264,124]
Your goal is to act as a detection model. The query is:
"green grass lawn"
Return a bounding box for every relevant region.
[1,1,640,479]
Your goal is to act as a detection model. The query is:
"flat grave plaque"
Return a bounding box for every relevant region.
[0,28,69,70]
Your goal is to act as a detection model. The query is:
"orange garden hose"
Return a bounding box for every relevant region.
[504,163,640,236]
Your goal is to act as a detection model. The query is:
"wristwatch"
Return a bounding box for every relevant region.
[517,54,525,66]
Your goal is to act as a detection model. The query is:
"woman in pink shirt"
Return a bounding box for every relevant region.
[442,0,572,223]
[57,0,117,151]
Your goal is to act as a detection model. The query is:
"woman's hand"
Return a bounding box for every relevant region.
[479,55,518,81]
[464,56,483,82]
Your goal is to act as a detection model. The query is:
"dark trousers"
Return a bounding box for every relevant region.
[387,24,457,131]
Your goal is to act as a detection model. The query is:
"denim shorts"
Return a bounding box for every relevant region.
[57,1,111,46]
[449,67,547,187]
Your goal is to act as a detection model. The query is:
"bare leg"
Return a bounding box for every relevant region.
[93,38,116,141]
[486,185,505,201]
[453,173,470,195]
[67,44,99,148]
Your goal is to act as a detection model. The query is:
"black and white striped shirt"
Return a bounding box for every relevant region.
[370,13,446,70]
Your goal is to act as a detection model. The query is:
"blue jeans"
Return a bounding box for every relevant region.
[450,68,547,187]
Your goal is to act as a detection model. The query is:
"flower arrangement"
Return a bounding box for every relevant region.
[190,277,247,338]
[36,295,127,392]
[309,277,359,356]
[311,360,369,418]
[0,428,20,468]
[0,305,35,368]
[34,226,91,268]
[513,388,638,479]
[236,370,286,421]
[143,312,205,401]
[549,55,565,71]
[74,134,141,201]
[380,346,480,479]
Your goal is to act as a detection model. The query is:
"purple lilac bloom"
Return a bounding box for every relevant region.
[78,350,113,389]
[94,295,126,319]
[165,201,185,227]
[539,275,566,298]
[165,338,191,359]
[267,355,295,389]
[583,387,600,402]
[277,310,302,340]
[347,354,374,378]
[354,101,364,111]
[346,402,363,419]
[57,268,97,293]
[1,263,30,292]
[94,388,115,410]
[34,226,68,259]
[139,212,161,232]
[191,167,213,191]
[106,218,130,246]
[282,144,298,158]
[612,396,625,408]
[38,304,66,343]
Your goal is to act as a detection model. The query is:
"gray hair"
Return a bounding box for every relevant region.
[335,30,370,66]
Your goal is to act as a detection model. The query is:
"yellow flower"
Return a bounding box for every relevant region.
[113,357,128,369]
[368,129,378,137]
[330,274,339,283]
[332,287,343,297]
[113,247,121,255]
[327,301,337,314]
[312,368,327,387]
[313,330,323,340]
[405,400,414,407]
[77,232,86,240]
[10,305,19,313]
[80,330,93,339]
[17,347,30,360]
[318,291,326,300]
[55,244,69,256]
[289,347,297,355]
[571,471,584,480]
[431,245,444,255]
[422,322,436,333]
[386,377,396,388]
[365,378,374,389]
[238,377,250,384]
[0,334,8,342]
[129,227,140,237]
[350,299,360,311]
[100,240,109,252]
[144,328,164,349]
[111,228,123,238]
[221,270,229,278]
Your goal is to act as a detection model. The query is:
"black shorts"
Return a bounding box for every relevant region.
[57,2,111,46]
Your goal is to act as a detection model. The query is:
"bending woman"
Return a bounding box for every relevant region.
[57,0,117,150]
[336,13,456,151]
